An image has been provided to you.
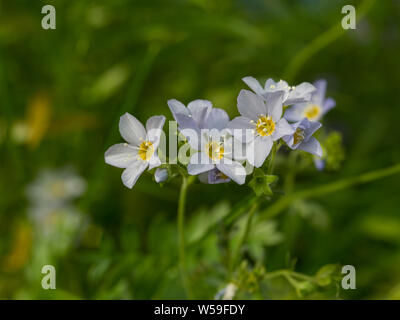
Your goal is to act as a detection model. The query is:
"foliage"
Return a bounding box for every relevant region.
[0,0,400,300]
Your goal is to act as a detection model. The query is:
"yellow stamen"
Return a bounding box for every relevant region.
[216,171,229,180]
[303,104,321,120]
[255,116,275,136]
[138,140,154,161]
[293,128,305,146]
[206,141,224,161]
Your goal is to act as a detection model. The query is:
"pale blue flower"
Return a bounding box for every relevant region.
[169,98,244,183]
[284,79,336,122]
[243,76,316,106]
[228,90,294,168]
[105,113,165,189]
[187,132,246,185]
[282,118,323,157]
[168,99,229,132]
[154,168,168,183]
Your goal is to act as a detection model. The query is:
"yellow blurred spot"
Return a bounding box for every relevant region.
[27,94,51,148]
[49,180,67,198]
[10,120,30,143]
[303,104,321,121]
[3,223,32,272]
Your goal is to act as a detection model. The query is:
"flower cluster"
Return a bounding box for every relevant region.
[105,77,335,188]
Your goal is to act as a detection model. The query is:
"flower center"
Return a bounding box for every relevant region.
[49,181,66,198]
[138,140,154,161]
[206,141,224,161]
[216,170,229,180]
[256,116,275,136]
[293,128,305,146]
[303,104,321,120]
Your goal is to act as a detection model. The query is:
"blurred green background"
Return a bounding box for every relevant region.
[0,0,400,299]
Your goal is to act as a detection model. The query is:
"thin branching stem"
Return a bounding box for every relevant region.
[230,201,259,273]
[262,163,400,220]
[177,175,195,299]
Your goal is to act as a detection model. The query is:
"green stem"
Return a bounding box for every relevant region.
[263,269,315,297]
[284,150,299,194]
[267,142,279,175]
[284,0,376,81]
[188,194,257,248]
[262,163,400,220]
[230,202,259,273]
[177,175,194,299]
[263,269,312,282]
[229,143,279,272]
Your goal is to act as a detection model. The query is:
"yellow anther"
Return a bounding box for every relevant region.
[255,116,275,136]
[138,140,154,161]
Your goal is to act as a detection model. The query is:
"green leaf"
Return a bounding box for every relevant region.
[315,264,341,287]
[248,169,278,197]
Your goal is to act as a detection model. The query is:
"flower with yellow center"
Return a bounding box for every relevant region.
[255,116,275,137]
[228,90,294,168]
[293,128,305,146]
[284,79,336,122]
[105,113,166,189]
[206,141,225,161]
[303,104,322,121]
[188,131,246,185]
[282,118,322,157]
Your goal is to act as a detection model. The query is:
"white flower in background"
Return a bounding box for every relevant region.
[26,168,87,256]
[105,113,166,188]
[242,76,316,106]
[228,90,294,167]
[284,79,336,122]
[223,283,238,300]
[215,283,238,300]
[26,167,86,207]
[28,205,83,241]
